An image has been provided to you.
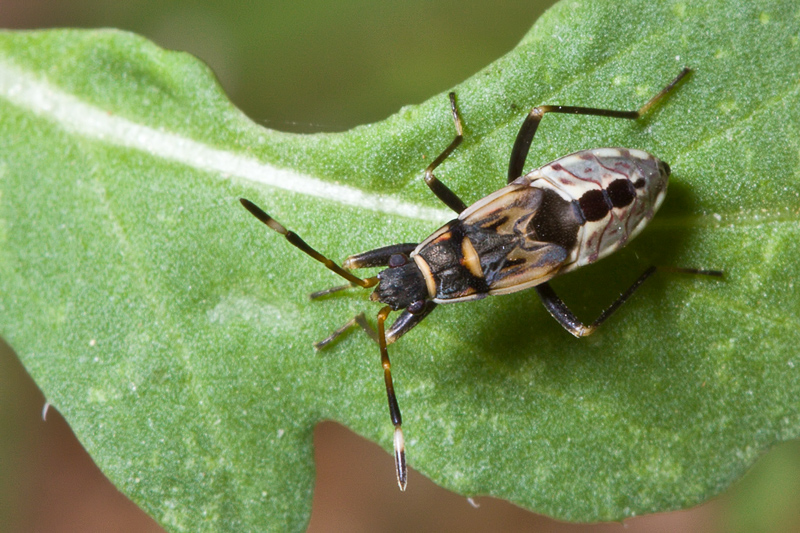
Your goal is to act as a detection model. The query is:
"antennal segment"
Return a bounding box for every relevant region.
[240,198,378,288]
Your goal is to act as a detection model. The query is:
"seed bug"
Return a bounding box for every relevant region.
[240,67,722,491]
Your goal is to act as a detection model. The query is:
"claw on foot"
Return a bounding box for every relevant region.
[394,426,407,491]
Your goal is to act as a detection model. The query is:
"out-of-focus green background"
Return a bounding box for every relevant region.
[2,0,554,133]
[2,1,799,531]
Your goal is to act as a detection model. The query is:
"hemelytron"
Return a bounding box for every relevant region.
[240,67,722,491]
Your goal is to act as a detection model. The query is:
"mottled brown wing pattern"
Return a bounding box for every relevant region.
[459,184,568,296]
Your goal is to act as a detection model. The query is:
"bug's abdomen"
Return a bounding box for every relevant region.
[412,148,669,302]
[529,148,670,271]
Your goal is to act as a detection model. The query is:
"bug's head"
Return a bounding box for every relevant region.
[370,253,429,311]
[634,157,670,214]
[618,155,672,242]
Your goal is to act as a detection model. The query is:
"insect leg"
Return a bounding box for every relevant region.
[309,283,357,300]
[536,264,723,337]
[313,312,378,350]
[376,305,408,490]
[342,243,419,270]
[309,243,420,300]
[508,68,691,182]
[385,302,438,345]
[314,301,437,352]
[424,92,468,214]
[240,198,378,289]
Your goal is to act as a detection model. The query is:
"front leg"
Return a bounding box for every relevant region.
[310,243,420,300]
[342,243,419,270]
[385,301,438,345]
[312,312,378,350]
[312,301,437,349]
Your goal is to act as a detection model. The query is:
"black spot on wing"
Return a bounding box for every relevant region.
[578,189,610,222]
[529,189,583,250]
[607,179,636,208]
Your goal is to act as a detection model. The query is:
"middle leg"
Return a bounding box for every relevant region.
[424,92,468,214]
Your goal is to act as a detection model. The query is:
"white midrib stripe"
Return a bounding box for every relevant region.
[0,59,452,223]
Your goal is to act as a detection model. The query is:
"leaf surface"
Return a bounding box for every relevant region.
[1,0,799,530]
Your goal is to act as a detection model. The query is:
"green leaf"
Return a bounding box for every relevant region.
[2,0,799,530]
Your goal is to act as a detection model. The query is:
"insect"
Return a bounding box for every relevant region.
[240,67,722,490]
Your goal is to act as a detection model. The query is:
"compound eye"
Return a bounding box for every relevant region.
[407,300,426,315]
[388,253,407,268]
